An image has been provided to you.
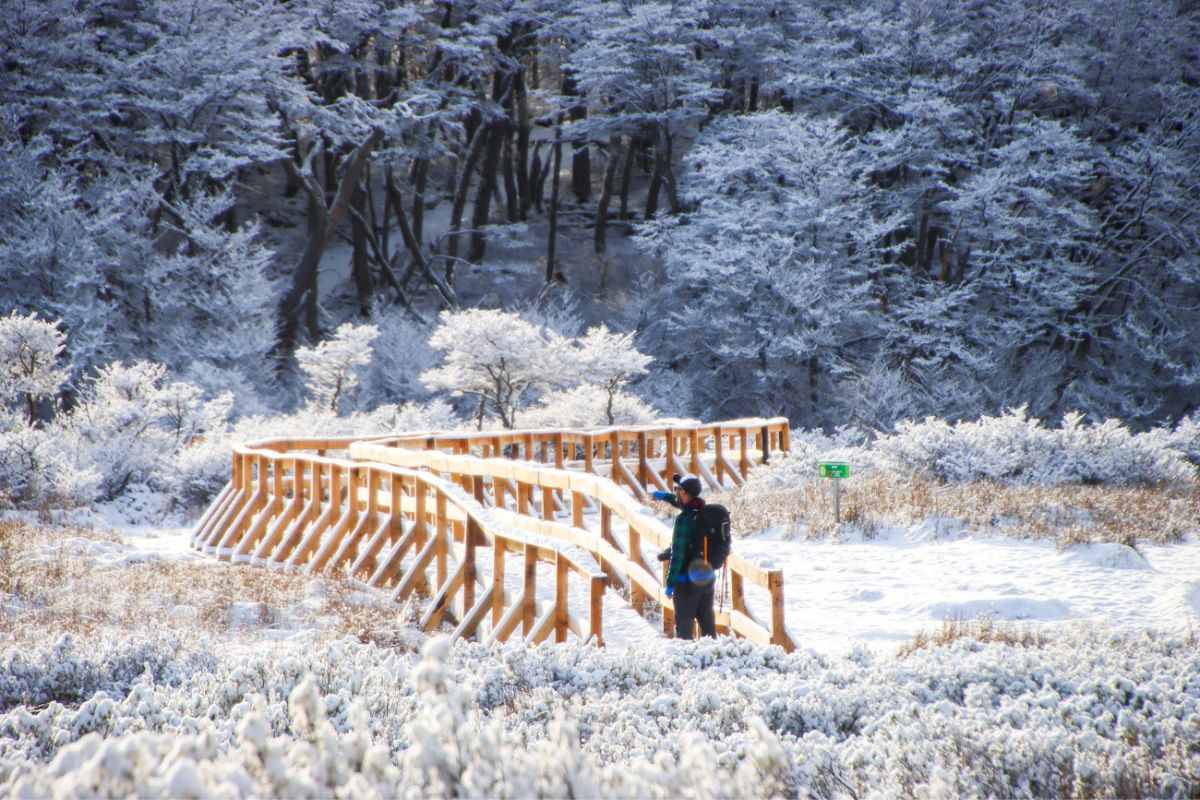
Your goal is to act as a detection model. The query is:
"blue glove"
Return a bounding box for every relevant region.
[652,491,671,501]
[665,584,675,599]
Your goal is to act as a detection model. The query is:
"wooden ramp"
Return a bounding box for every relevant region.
[190,419,794,650]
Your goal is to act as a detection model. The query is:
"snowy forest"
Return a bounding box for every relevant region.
[3,0,1198,432]
[5,2,1200,797]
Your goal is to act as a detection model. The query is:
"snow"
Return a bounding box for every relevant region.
[733,524,1200,653]
[64,512,1200,658]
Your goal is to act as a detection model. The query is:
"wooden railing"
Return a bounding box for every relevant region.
[190,419,793,650]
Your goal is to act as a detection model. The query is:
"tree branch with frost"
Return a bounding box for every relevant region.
[296,322,381,413]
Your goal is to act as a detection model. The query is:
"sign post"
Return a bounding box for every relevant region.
[818,462,850,523]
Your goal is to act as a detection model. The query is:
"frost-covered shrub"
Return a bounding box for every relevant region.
[522,386,658,429]
[742,426,874,494]
[59,362,230,502]
[0,412,97,509]
[296,322,380,413]
[0,311,68,424]
[875,408,1196,487]
[1,628,1198,798]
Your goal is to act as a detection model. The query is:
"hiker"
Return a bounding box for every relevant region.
[653,474,717,640]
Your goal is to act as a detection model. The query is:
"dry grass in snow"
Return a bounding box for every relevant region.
[722,472,1200,546]
[0,519,420,651]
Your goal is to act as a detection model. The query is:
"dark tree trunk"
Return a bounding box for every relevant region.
[350,183,374,317]
[502,131,519,222]
[595,135,622,255]
[546,127,563,282]
[562,71,590,202]
[530,144,545,212]
[618,136,636,220]
[411,157,428,245]
[276,129,383,366]
[514,68,532,218]
[469,122,504,263]
[447,125,487,280]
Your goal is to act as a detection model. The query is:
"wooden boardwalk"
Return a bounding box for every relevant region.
[191,418,794,650]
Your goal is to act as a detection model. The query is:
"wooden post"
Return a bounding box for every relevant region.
[760,424,771,464]
[463,517,478,612]
[542,486,555,521]
[589,575,605,646]
[553,433,564,469]
[571,491,584,529]
[494,475,506,510]
[689,428,702,477]
[584,435,594,474]
[780,424,791,455]
[768,570,787,649]
[492,537,507,627]
[517,482,531,516]
[731,571,746,613]
[554,551,569,643]
[637,430,649,488]
[609,431,621,487]
[714,427,725,484]
[661,559,674,637]
[522,543,537,635]
[739,427,751,477]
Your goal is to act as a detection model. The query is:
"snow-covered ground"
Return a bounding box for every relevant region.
[63,508,1200,656]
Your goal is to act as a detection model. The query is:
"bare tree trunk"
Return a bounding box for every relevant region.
[276,128,383,365]
[350,183,374,317]
[595,135,622,255]
[514,68,532,219]
[530,143,545,212]
[447,125,487,281]
[618,136,636,220]
[502,131,519,222]
[562,71,590,202]
[384,167,456,308]
[469,122,504,263]
[546,127,563,282]
[411,157,428,245]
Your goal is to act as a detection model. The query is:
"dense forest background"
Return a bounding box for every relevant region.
[3,0,1198,431]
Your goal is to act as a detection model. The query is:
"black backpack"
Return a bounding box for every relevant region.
[688,504,732,570]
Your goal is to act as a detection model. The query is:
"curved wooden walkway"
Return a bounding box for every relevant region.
[191,419,794,650]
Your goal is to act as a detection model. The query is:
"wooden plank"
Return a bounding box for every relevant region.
[366,518,418,587]
[527,605,557,645]
[729,608,773,647]
[389,532,439,602]
[487,592,526,644]
[451,584,495,641]
[419,560,466,632]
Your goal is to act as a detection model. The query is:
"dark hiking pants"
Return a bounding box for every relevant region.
[673,581,716,640]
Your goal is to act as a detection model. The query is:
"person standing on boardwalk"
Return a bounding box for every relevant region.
[653,474,717,640]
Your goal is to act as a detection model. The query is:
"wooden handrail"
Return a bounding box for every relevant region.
[190,419,793,650]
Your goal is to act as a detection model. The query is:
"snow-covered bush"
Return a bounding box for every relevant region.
[421,309,572,428]
[876,408,1196,487]
[1,627,1198,797]
[295,322,380,413]
[0,312,67,424]
[58,363,230,502]
[566,325,654,425]
[741,426,875,495]
[523,386,658,429]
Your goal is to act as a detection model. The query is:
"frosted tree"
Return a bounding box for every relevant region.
[296,323,381,414]
[0,312,68,425]
[567,325,653,425]
[420,309,571,429]
[639,112,900,422]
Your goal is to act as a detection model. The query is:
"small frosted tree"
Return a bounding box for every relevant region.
[296,323,381,413]
[569,325,653,425]
[0,311,68,424]
[420,309,570,429]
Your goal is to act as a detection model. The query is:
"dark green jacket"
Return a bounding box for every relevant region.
[662,495,705,587]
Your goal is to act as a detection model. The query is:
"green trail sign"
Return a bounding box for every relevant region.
[818,462,850,479]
